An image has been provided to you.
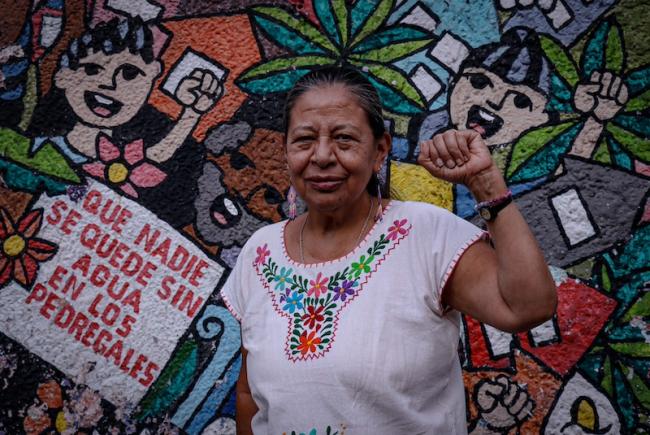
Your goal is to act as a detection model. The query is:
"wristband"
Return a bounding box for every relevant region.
[475,189,512,222]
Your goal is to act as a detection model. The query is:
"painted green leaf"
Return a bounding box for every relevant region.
[611,342,650,358]
[137,340,198,419]
[237,56,334,94]
[352,61,425,108]
[332,0,349,47]
[617,362,650,410]
[581,19,610,80]
[252,6,337,54]
[369,76,423,115]
[622,292,650,323]
[624,88,650,111]
[351,26,429,53]
[607,123,650,162]
[313,0,339,45]
[0,128,80,183]
[605,19,625,74]
[350,0,394,47]
[540,35,579,88]
[351,38,431,63]
[626,66,650,96]
[600,260,613,292]
[613,363,638,430]
[601,355,614,395]
[506,121,578,178]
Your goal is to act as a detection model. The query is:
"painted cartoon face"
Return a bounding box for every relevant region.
[450,67,549,146]
[214,128,291,223]
[54,49,160,128]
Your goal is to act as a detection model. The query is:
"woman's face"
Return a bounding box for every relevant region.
[285,84,389,213]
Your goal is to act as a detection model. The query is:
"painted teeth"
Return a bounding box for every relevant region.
[93,94,114,105]
[479,109,495,121]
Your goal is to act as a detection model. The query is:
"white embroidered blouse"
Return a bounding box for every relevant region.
[221,200,486,435]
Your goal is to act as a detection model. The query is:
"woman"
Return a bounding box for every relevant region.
[221,66,556,434]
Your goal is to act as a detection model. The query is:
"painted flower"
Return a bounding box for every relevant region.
[387,219,408,241]
[297,330,322,355]
[332,279,356,302]
[283,292,304,313]
[274,266,294,290]
[302,305,325,329]
[82,134,167,199]
[307,272,329,299]
[255,243,271,265]
[1,208,57,288]
[350,255,373,278]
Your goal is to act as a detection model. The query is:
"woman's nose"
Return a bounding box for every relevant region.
[311,137,335,166]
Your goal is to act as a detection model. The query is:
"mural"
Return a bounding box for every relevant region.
[0,0,648,434]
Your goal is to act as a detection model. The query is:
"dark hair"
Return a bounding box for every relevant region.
[283,65,386,139]
[283,65,388,197]
[59,17,155,71]
[461,27,550,95]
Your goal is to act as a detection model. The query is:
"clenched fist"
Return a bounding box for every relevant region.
[175,68,223,114]
[417,129,495,186]
[573,71,628,122]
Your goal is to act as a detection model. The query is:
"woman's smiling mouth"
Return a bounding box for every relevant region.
[84,91,124,118]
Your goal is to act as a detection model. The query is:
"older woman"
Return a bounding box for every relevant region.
[221,66,556,435]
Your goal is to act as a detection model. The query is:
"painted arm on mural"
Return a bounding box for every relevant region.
[570,71,628,158]
[418,129,557,333]
[146,69,223,163]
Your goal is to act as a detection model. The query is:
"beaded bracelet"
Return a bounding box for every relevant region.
[474,189,513,210]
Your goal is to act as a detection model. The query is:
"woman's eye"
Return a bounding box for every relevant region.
[82,63,102,75]
[513,93,533,110]
[120,64,144,81]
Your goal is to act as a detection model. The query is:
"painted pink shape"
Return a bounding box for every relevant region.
[82,162,107,179]
[124,139,145,165]
[635,159,650,177]
[130,163,167,187]
[98,135,121,162]
[119,182,139,198]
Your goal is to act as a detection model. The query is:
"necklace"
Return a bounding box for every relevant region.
[299,198,375,264]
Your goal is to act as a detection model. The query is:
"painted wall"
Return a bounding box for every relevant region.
[0,1,648,434]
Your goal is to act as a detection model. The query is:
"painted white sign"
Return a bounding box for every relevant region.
[0,181,224,405]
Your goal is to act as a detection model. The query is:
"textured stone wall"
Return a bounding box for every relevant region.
[0,1,648,434]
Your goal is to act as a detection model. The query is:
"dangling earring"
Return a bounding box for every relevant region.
[375,172,383,222]
[288,185,298,220]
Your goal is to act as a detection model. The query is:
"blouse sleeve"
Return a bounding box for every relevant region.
[428,208,487,315]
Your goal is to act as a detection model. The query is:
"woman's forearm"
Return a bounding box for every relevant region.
[467,167,557,330]
[236,348,258,435]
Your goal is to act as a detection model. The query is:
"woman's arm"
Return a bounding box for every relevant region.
[236,347,258,435]
[418,130,556,332]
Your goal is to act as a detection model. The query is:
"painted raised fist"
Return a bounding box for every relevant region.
[175,68,223,114]
[573,71,628,122]
[474,375,535,431]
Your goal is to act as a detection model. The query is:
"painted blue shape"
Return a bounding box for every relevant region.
[581,20,609,80]
[172,305,241,429]
[253,16,328,55]
[185,354,242,435]
[626,66,650,96]
[221,388,237,417]
[391,136,410,160]
[0,84,24,101]
[504,0,617,47]
[313,0,340,46]
[607,134,633,170]
[613,114,650,138]
[2,59,29,78]
[350,0,378,37]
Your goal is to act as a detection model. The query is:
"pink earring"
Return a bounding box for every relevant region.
[288,185,297,220]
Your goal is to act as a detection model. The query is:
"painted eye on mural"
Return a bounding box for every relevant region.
[230,150,256,170]
[118,64,145,81]
[81,63,102,76]
[263,185,283,205]
[469,73,492,90]
[513,93,533,110]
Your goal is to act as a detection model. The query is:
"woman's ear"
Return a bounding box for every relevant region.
[374,131,391,172]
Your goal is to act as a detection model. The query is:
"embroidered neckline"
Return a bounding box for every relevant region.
[280,200,395,268]
[255,215,411,362]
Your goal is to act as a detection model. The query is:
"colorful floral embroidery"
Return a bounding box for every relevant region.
[256,219,411,361]
[283,424,345,435]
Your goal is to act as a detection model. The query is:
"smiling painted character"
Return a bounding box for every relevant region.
[418,28,551,151]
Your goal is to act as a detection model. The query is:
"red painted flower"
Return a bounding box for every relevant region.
[0,208,57,288]
[387,219,408,241]
[301,305,324,329]
[307,272,329,299]
[82,134,167,198]
[297,330,322,355]
[255,243,270,265]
